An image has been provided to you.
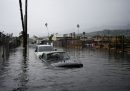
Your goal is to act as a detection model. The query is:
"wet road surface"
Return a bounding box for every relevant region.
[0,46,130,91]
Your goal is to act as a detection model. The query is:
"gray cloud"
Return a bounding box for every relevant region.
[0,0,130,36]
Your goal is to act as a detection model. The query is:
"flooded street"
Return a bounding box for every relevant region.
[0,46,130,91]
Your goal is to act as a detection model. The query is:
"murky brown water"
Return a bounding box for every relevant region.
[0,45,130,91]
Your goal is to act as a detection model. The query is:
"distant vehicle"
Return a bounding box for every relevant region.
[34,45,56,57]
[39,51,83,68]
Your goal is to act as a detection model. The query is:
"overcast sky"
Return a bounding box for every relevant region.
[0,0,130,37]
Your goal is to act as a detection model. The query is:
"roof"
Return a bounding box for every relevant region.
[36,44,53,47]
[42,51,65,55]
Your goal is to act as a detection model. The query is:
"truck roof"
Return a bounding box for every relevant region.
[36,45,53,47]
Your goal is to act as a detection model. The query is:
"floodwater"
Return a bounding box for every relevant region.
[0,45,130,91]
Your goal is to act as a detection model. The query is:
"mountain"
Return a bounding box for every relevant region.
[85,29,130,37]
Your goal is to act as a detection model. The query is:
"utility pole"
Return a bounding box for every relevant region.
[19,0,28,48]
[19,0,24,32]
[24,0,28,48]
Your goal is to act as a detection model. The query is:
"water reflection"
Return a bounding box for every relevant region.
[0,46,10,61]
[13,48,29,91]
[0,46,10,91]
[0,46,130,91]
[0,46,10,78]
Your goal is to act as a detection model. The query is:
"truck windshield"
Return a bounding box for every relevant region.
[47,52,70,61]
[38,46,53,52]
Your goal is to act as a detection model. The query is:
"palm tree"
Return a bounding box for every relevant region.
[77,24,80,39]
[45,22,48,27]
[45,22,49,38]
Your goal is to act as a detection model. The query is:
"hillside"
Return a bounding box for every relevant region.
[85,29,130,37]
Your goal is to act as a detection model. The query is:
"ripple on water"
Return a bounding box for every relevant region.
[0,47,130,91]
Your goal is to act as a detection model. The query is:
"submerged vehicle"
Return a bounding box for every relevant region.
[39,51,83,68]
[34,45,55,57]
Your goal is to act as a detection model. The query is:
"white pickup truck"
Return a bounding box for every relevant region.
[34,45,56,58]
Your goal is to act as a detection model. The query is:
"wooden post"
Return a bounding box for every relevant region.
[23,0,28,48]
[122,35,124,52]
[115,36,117,52]
[19,0,24,31]
[19,0,27,48]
